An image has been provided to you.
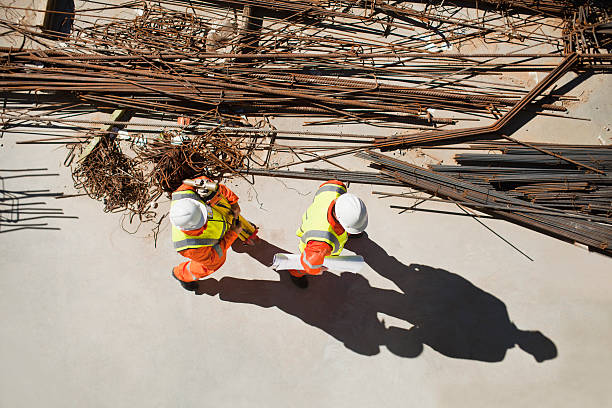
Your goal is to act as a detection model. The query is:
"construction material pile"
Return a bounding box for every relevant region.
[3,1,610,126]
[433,142,612,218]
[0,0,611,253]
[138,128,251,194]
[67,125,256,221]
[360,150,612,255]
[72,136,153,218]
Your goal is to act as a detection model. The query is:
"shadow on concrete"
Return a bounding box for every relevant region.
[0,168,78,233]
[502,71,594,136]
[196,234,557,362]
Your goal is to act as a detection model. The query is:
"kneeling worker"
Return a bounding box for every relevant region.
[293,180,368,288]
[169,176,243,291]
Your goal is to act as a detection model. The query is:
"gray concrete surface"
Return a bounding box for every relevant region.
[1,114,612,407]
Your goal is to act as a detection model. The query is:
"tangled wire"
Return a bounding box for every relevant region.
[72,136,155,221]
[138,129,248,194]
[71,127,252,229]
[74,4,215,55]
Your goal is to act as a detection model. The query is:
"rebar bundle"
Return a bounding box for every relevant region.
[431,143,612,217]
[3,1,610,127]
[359,150,612,255]
[0,0,610,249]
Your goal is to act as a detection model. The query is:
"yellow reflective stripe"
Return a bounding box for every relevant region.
[300,230,339,253]
[316,184,346,196]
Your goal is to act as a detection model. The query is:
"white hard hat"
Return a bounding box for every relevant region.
[335,193,368,234]
[169,198,208,231]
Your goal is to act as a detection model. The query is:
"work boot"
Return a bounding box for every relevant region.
[180,280,199,292]
[290,274,308,289]
[172,269,198,292]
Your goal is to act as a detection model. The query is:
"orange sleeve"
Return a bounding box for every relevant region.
[300,240,332,275]
[217,183,239,205]
[319,180,347,189]
[218,230,239,253]
[180,230,239,271]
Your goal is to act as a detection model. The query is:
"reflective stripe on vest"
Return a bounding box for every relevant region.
[297,183,348,256]
[171,190,230,252]
[315,183,347,196]
[300,230,340,254]
[173,237,220,248]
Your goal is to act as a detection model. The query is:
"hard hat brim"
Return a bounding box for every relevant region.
[343,212,368,234]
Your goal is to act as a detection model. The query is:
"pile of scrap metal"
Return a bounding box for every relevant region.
[3,1,610,125]
[0,0,610,251]
[70,122,255,219]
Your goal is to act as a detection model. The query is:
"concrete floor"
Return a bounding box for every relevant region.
[1,3,612,407]
[2,116,612,407]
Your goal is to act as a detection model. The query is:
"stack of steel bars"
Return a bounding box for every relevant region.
[358,150,612,255]
[3,0,610,127]
[430,142,612,216]
[0,0,610,242]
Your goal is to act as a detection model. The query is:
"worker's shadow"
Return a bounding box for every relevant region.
[196,234,557,362]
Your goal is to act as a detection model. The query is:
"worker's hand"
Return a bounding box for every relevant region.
[230,219,243,235]
[230,202,241,218]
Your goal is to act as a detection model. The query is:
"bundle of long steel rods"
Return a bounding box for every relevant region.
[359,150,612,254]
[430,143,612,216]
[3,1,609,127]
[0,0,610,245]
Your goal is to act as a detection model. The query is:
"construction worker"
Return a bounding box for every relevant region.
[169,176,243,291]
[292,180,368,288]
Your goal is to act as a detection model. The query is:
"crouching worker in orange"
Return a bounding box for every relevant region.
[170,176,242,292]
[292,180,368,289]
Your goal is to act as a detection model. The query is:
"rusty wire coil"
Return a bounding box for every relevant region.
[138,128,249,194]
[72,136,155,222]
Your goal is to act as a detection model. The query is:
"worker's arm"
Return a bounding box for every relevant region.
[215,180,240,217]
[319,179,347,190]
[218,183,240,217]
[300,240,332,275]
[218,228,240,255]
[218,183,239,205]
